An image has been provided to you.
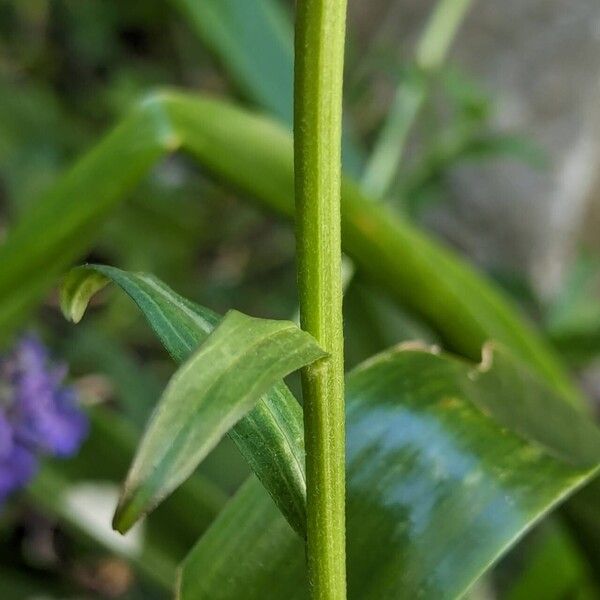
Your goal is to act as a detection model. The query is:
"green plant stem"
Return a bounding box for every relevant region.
[294,0,348,597]
[362,0,473,198]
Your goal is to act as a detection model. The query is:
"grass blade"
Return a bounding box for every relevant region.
[171,0,293,124]
[170,0,364,173]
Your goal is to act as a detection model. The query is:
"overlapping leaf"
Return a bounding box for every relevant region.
[178,345,600,600]
[170,0,364,172]
[61,265,315,536]
[112,309,324,533]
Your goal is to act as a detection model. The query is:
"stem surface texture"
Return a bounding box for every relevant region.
[294,0,348,597]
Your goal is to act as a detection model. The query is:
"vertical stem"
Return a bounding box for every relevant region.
[294,0,347,599]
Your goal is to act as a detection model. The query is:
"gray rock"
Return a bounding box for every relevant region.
[349,0,600,296]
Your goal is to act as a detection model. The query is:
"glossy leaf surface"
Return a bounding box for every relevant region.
[6,93,597,567]
[179,346,600,600]
[61,265,311,536]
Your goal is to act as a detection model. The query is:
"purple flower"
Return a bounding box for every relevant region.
[0,335,88,503]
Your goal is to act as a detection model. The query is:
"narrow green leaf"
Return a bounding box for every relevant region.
[170,0,294,125]
[361,68,427,198]
[61,265,314,536]
[2,91,580,410]
[61,264,220,363]
[178,346,600,600]
[362,0,474,198]
[0,95,173,339]
[9,92,597,560]
[112,309,325,533]
[60,268,112,324]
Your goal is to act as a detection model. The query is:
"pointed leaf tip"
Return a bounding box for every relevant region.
[60,266,110,323]
[112,491,145,535]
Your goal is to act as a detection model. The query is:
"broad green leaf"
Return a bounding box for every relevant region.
[178,346,600,600]
[61,265,314,536]
[8,93,599,562]
[112,308,325,533]
[0,90,579,408]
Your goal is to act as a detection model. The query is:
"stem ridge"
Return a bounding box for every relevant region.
[294,0,348,598]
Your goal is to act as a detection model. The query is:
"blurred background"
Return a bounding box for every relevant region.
[0,0,599,597]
